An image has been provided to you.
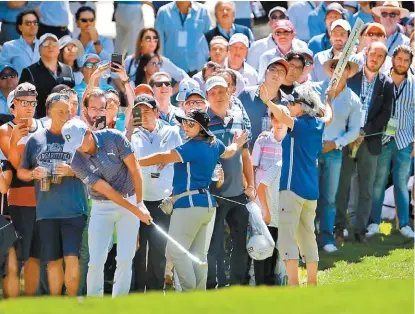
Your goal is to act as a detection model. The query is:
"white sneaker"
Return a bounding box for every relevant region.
[400,226,415,238]
[366,224,380,237]
[323,244,338,253]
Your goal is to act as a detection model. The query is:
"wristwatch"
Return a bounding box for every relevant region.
[93,40,101,46]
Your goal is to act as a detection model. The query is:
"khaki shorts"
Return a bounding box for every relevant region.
[278,190,319,263]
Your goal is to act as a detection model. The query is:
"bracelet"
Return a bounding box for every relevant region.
[122,78,130,85]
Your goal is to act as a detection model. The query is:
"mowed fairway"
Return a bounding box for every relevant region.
[0,225,413,314]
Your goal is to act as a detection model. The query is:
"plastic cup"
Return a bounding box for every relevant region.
[211,163,222,182]
[39,167,51,192]
[51,162,62,184]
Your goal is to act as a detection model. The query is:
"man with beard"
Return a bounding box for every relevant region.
[335,42,393,243]
[81,88,107,130]
[368,45,415,238]
[311,19,351,82]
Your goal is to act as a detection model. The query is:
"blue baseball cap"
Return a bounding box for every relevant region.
[185,88,206,101]
[79,53,101,67]
[0,63,17,75]
[176,78,200,102]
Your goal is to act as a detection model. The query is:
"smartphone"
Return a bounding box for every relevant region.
[94,115,106,130]
[111,53,123,72]
[132,106,142,127]
[20,118,28,127]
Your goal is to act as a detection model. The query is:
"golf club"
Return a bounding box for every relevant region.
[151,220,208,266]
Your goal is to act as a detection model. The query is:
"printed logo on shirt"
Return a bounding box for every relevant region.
[37,143,72,166]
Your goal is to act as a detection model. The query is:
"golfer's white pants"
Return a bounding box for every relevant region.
[87,195,140,297]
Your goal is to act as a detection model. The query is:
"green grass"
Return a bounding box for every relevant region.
[0,224,413,314]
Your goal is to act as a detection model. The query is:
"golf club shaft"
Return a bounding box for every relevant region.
[151,220,205,265]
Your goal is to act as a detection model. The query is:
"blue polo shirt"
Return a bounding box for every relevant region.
[70,129,135,200]
[280,115,325,200]
[173,138,225,209]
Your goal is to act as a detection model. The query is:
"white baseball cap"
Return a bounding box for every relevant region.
[176,78,200,102]
[7,90,15,108]
[229,33,249,48]
[39,33,59,46]
[62,119,89,153]
[331,19,351,32]
[205,76,228,92]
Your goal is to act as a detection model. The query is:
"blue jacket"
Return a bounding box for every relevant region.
[347,70,393,155]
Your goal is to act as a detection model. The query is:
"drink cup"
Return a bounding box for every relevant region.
[211,163,222,182]
[39,167,51,192]
[51,162,62,184]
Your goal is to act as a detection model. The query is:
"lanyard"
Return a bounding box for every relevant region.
[179,11,187,27]
[391,79,408,116]
[387,32,399,53]
[307,1,315,10]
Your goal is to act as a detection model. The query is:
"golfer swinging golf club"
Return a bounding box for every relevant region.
[138,108,248,291]
[61,119,152,297]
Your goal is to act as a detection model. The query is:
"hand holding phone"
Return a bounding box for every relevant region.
[94,115,106,130]
[111,53,123,72]
[132,106,142,127]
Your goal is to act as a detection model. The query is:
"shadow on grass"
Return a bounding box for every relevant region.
[318,228,414,270]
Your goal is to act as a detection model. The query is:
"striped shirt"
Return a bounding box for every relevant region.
[258,161,282,228]
[382,73,415,150]
[360,73,378,127]
[71,129,135,200]
[252,130,283,186]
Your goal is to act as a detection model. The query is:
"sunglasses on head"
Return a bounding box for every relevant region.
[41,40,58,47]
[23,20,39,26]
[49,94,70,104]
[80,18,95,23]
[183,120,196,128]
[380,12,400,18]
[270,14,286,20]
[275,31,292,37]
[84,62,99,69]
[0,73,17,80]
[152,81,171,88]
[15,99,38,107]
[144,36,159,42]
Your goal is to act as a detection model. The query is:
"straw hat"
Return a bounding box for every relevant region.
[323,56,359,78]
[372,1,409,18]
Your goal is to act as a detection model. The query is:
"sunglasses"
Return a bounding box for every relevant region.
[41,40,59,47]
[365,32,385,38]
[84,62,99,69]
[49,94,70,105]
[0,74,17,80]
[79,18,95,23]
[330,63,350,70]
[150,61,162,67]
[275,31,292,37]
[409,23,414,27]
[15,99,38,107]
[380,12,400,18]
[152,81,171,88]
[304,59,313,67]
[23,20,39,26]
[64,45,78,52]
[144,36,159,42]
[184,100,206,107]
[270,14,287,20]
[182,120,196,128]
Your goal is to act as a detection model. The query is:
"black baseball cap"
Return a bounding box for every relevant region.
[175,109,214,137]
[134,94,158,109]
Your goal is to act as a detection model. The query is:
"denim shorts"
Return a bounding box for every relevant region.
[38,215,86,262]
